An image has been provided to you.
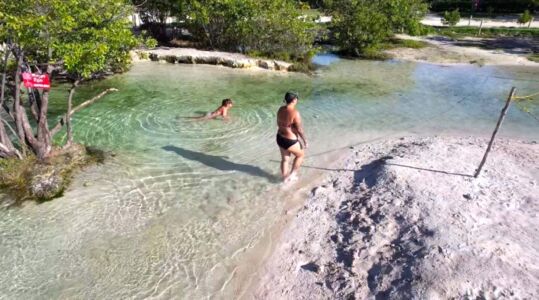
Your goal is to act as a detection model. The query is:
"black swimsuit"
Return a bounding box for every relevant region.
[276,134,300,150]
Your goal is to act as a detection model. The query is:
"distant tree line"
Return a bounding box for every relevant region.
[427,0,538,13]
[135,0,430,59]
[133,0,317,62]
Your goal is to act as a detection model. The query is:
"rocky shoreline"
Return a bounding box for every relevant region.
[136,47,294,71]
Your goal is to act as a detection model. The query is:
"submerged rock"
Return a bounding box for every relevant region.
[29,165,64,199]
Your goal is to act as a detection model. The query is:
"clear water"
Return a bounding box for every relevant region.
[1,59,538,299]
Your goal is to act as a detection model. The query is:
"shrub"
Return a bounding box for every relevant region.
[326,0,428,57]
[184,0,317,62]
[442,9,461,27]
[518,10,534,27]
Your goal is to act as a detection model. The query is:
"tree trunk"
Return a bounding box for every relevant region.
[37,90,52,153]
[0,47,18,157]
[13,52,26,145]
[65,80,79,147]
[0,122,19,158]
[28,88,40,121]
[11,50,50,160]
[1,46,9,107]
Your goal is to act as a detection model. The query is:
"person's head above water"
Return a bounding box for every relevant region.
[284,91,298,105]
[222,98,233,107]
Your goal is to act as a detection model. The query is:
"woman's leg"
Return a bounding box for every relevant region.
[286,142,304,179]
[279,147,291,179]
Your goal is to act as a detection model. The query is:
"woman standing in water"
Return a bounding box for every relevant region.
[276,91,307,182]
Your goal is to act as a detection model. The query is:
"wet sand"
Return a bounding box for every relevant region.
[251,136,539,299]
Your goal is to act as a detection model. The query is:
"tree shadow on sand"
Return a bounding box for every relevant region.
[163,145,279,183]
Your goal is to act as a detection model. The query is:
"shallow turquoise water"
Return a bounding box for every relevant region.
[1,59,538,299]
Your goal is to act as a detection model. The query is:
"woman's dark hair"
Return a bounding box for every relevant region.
[284,91,298,104]
[222,98,233,106]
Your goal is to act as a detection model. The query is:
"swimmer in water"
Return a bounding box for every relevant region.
[276,91,307,182]
[189,99,234,121]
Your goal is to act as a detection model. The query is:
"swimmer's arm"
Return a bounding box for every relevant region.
[293,112,308,148]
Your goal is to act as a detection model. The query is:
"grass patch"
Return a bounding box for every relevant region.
[426,26,539,39]
[528,53,539,63]
[359,47,393,60]
[0,155,37,201]
[383,38,429,50]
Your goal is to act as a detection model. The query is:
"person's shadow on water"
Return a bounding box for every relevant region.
[163,145,279,183]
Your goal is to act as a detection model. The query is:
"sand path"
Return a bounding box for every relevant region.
[421,13,539,29]
[252,136,539,299]
[386,34,538,66]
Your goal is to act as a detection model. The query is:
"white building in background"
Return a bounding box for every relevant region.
[131,13,178,27]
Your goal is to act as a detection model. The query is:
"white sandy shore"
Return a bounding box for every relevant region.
[421,13,539,29]
[251,136,539,299]
[316,14,539,29]
[386,35,538,66]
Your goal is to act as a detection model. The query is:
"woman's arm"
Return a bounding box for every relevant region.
[293,112,308,148]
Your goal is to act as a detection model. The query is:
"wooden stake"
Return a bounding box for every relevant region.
[474,87,516,178]
[478,19,483,36]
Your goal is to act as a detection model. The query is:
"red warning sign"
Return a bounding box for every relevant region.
[22,72,50,89]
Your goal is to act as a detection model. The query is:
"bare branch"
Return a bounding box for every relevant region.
[51,88,118,137]
[0,141,22,159]
[1,117,20,143]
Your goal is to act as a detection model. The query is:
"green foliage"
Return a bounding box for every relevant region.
[359,47,392,60]
[145,37,158,49]
[326,0,428,56]
[0,0,140,79]
[528,53,539,62]
[133,0,185,42]
[133,0,185,24]
[0,155,36,200]
[518,10,534,25]
[384,0,429,35]
[183,0,317,61]
[384,38,429,49]
[442,9,461,26]
[53,1,140,78]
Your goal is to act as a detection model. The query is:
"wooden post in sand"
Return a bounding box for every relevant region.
[478,19,483,36]
[474,87,517,178]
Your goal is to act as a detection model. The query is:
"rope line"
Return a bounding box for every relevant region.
[513,91,539,100]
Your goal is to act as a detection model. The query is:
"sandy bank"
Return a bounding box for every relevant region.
[421,13,539,29]
[386,35,538,66]
[134,47,293,71]
[252,136,539,299]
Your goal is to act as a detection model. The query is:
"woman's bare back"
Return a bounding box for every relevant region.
[277,106,298,139]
